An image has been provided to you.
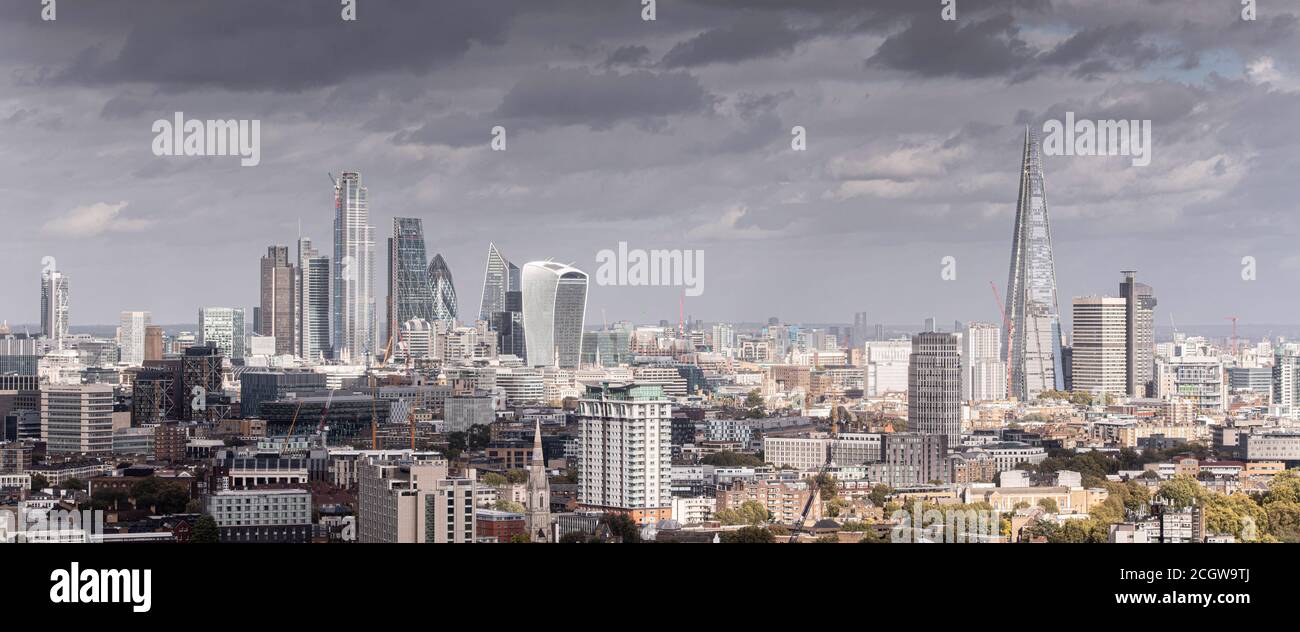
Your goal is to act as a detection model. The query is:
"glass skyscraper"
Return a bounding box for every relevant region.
[298,237,331,362]
[199,307,246,360]
[1003,129,1064,400]
[521,261,588,368]
[479,242,510,321]
[332,171,376,362]
[40,266,69,351]
[387,217,435,347]
[428,253,458,323]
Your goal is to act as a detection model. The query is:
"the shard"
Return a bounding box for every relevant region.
[1002,128,1064,400]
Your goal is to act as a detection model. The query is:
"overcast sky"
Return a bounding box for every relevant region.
[1,0,1298,331]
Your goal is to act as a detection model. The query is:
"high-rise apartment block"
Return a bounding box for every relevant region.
[908,332,962,445]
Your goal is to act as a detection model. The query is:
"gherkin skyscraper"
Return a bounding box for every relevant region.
[1002,128,1064,400]
[428,253,458,323]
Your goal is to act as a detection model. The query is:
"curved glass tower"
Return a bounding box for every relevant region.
[521,261,588,368]
[1003,128,1064,400]
[428,253,458,323]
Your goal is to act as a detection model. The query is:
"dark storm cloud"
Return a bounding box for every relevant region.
[390,66,715,147]
[37,0,519,92]
[660,13,802,68]
[868,13,1035,79]
[604,45,652,68]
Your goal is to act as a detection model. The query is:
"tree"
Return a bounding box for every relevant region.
[868,484,891,508]
[508,534,532,543]
[744,389,764,409]
[857,527,887,543]
[495,500,526,513]
[701,451,764,467]
[558,531,588,544]
[29,473,48,492]
[812,473,838,500]
[131,477,191,515]
[467,424,492,450]
[602,513,641,543]
[1157,475,1205,510]
[715,501,770,526]
[480,472,508,487]
[60,477,84,492]
[191,515,219,543]
[1204,492,1268,542]
[814,534,839,543]
[1036,498,1059,513]
[88,489,129,512]
[506,469,529,484]
[720,526,774,543]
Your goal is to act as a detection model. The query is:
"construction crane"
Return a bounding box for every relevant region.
[789,449,835,543]
[990,281,1013,398]
[370,375,379,450]
[284,399,305,436]
[313,389,337,446]
[1225,316,1239,357]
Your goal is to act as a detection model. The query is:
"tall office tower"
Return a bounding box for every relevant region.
[144,325,164,362]
[521,261,588,368]
[491,289,526,361]
[1119,271,1157,397]
[41,383,113,455]
[118,311,151,366]
[907,332,962,446]
[478,242,511,322]
[198,307,246,360]
[874,323,885,341]
[259,245,297,356]
[923,317,937,333]
[712,322,736,354]
[387,218,435,350]
[1003,128,1064,400]
[332,171,376,363]
[577,382,673,525]
[963,322,1006,401]
[297,237,331,362]
[525,419,551,542]
[40,266,69,350]
[1071,296,1128,397]
[851,312,869,349]
[428,253,458,323]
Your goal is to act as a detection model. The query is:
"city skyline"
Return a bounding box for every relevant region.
[2,1,1298,327]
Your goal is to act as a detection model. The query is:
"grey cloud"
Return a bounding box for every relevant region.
[494,67,714,130]
[868,13,1035,79]
[661,13,802,68]
[41,0,519,92]
[604,45,652,68]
